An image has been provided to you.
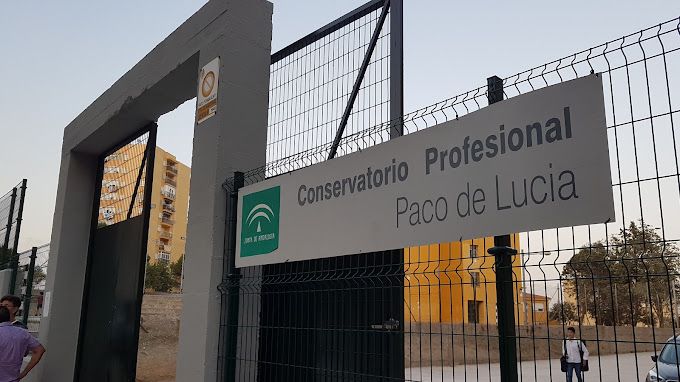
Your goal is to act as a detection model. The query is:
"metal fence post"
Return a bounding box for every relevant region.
[486,76,519,382]
[22,246,37,327]
[222,171,244,381]
[3,187,17,251]
[390,0,403,139]
[9,179,27,294]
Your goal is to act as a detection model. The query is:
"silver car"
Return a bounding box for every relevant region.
[647,336,680,382]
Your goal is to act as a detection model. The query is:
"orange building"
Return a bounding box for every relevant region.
[98,143,190,265]
[405,235,523,324]
[519,292,551,325]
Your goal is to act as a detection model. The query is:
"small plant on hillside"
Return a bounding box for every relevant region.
[145,262,177,292]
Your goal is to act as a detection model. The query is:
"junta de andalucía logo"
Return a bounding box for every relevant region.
[240,186,280,257]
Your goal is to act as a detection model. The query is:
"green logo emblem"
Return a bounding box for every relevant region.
[240,186,280,257]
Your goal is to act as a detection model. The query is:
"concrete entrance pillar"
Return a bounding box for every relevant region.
[32,1,272,381]
[176,6,272,382]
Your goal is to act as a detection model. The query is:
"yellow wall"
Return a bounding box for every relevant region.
[520,293,551,325]
[405,234,522,324]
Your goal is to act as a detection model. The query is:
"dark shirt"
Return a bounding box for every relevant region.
[11,320,27,330]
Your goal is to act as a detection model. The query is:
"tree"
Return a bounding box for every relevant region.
[170,255,184,278]
[32,265,47,285]
[549,301,578,324]
[562,221,680,327]
[144,262,176,292]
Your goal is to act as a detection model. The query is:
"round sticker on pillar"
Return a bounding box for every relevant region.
[201,71,215,98]
[240,186,280,257]
[196,57,220,124]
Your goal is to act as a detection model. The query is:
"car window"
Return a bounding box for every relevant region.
[659,343,680,364]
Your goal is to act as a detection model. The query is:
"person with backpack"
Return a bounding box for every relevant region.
[561,326,589,382]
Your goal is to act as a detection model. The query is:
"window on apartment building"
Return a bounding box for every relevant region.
[534,303,545,312]
[470,244,478,258]
[467,300,482,324]
[104,153,129,162]
[103,166,121,174]
[470,272,480,287]
[100,207,116,221]
[162,185,176,196]
[106,181,119,193]
[101,193,118,201]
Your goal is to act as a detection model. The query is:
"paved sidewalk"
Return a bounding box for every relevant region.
[406,352,655,381]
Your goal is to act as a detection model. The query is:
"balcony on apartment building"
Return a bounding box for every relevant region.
[162,203,175,213]
[159,231,173,240]
[161,190,176,200]
[158,243,173,252]
[165,163,178,176]
[163,176,177,187]
[156,251,171,263]
[161,217,175,226]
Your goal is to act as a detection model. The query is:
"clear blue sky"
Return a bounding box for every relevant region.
[0,0,678,250]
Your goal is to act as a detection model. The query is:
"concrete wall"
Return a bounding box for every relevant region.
[34,1,272,381]
[175,2,272,377]
[406,322,677,366]
[0,269,11,296]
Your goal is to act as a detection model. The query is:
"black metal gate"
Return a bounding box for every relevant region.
[220,7,680,382]
[76,124,157,381]
[218,1,404,381]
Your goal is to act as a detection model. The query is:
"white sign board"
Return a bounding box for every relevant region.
[42,291,51,317]
[236,75,615,267]
[196,57,219,124]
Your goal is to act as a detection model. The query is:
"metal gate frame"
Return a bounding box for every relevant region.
[74,122,157,381]
[218,0,404,380]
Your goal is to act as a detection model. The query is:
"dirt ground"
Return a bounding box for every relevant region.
[406,322,678,366]
[136,293,182,382]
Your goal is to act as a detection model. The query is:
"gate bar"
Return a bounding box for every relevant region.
[9,179,27,295]
[271,0,384,64]
[328,0,391,160]
[22,246,37,327]
[390,0,403,138]
[3,187,17,250]
[221,171,244,381]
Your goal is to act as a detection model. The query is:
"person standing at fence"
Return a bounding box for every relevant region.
[36,292,43,316]
[0,306,46,382]
[562,326,589,382]
[0,295,27,330]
